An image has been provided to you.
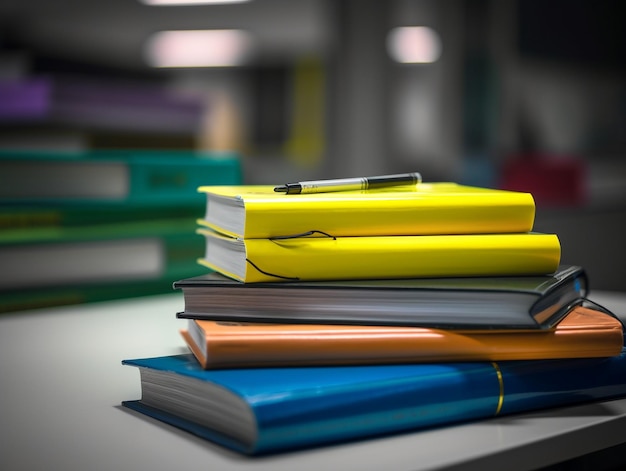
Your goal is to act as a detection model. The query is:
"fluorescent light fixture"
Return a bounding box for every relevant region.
[387,26,442,64]
[140,0,250,5]
[145,29,253,67]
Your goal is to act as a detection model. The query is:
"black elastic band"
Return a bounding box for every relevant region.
[581,297,624,329]
[245,258,300,281]
[269,230,336,241]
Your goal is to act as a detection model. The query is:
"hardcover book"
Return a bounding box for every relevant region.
[180,305,623,368]
[197,182,536,238]
[122,347,626,455]
[196,228,561,283]
[0,273,204,314]
[0,203,204,231]
[0,217,205,292]
[175,265,586,329]
[0,149,241,206]
[0,75,205,134]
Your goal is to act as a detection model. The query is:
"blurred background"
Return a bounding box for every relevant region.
[0,0,625,294]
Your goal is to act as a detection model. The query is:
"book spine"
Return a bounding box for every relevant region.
[0,274,204,314]
[0,78,50,119]
[253,350,626,453]
[0,220,207,310]
[0,205,204,230]
[0,151,241,204]
[0,248,208,314]
[127,158,241,205]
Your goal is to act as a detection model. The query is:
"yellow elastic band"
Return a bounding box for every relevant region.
[491,362,504,415]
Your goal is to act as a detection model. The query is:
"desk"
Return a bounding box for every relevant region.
[2,291,626,471]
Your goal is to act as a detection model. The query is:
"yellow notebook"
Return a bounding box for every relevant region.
[197,229,561,283]
[197,183,536,239]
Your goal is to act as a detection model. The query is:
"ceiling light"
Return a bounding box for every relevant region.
[387,26,442,64]
[145,29,253,68]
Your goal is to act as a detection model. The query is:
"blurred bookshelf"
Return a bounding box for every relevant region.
[1,0,625,293]
[0,59,207,152]
[0,149,242,313]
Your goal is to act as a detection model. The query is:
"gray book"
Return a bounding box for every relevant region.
[175,265,588,329]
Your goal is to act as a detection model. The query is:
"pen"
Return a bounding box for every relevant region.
[274,172,422,194]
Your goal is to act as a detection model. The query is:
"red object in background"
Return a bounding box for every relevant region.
[499,154,587,207]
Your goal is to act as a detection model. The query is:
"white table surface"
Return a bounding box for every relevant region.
[2,290,626,471]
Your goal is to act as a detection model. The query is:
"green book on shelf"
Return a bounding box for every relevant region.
[0,275,198,314]
[0,217,207,312]
[0,149,241,207]
[0,203,204,231]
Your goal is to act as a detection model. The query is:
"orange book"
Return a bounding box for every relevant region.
[180,305,624,369]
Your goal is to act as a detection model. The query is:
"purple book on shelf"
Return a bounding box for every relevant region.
[0,79,49,119]
[0,76,205,133]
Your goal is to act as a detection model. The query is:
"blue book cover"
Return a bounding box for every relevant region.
[122,350,626,455]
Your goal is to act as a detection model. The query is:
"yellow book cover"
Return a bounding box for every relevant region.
[180,305,624,369]
[197,182,536,238]
[197,229,561,283]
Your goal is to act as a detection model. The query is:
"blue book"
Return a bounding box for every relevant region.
[0,149,241,206]
[122,350,626,455]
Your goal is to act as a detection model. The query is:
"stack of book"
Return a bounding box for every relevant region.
[0,149,241,312]
[122,180,626,456]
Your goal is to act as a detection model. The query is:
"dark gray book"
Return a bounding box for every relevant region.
[175,265,588,329]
